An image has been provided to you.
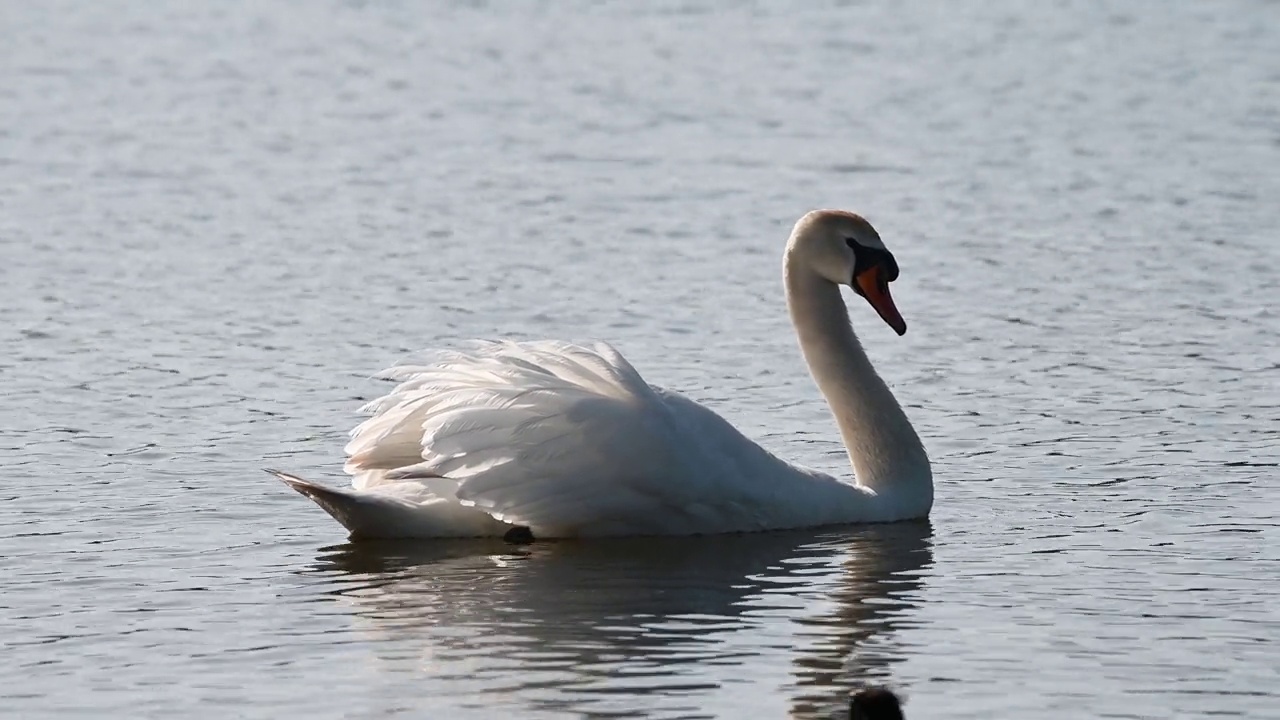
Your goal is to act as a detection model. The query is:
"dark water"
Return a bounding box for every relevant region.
[2,1,1277,718]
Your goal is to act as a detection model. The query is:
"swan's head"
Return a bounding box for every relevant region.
[790,209,907,335]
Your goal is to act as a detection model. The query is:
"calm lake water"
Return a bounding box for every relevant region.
[2,1,1278,718]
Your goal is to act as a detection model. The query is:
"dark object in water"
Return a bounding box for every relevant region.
[849,686,904,720]
[503,525,535,543]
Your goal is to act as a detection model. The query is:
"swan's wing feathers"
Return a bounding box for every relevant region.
[450,393,691,534]
[342,341,748,534]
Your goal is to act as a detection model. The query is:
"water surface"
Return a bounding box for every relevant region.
[2,1,1278,718]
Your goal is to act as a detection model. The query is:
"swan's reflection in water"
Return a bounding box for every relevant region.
[307,523,933,719]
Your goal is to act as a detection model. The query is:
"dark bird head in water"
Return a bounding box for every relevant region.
[849,686,905,720]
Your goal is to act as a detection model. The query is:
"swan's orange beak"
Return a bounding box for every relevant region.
[855,266,907,336]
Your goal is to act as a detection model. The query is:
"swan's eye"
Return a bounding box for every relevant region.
[846,239,900,282]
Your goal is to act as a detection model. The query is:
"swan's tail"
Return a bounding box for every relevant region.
[267,469,519,540]
[267,469,419,539]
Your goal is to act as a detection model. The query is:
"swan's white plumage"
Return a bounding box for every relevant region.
[274,210,933,539]
[326,341,865,538]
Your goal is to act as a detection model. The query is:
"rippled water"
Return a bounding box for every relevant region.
[3,1,1278,718]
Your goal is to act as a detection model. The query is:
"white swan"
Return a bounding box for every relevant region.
[271,209,932,539]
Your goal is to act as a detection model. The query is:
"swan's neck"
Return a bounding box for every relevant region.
[784,256,931,502]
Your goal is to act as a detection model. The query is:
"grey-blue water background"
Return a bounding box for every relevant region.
[2,2,1277,718]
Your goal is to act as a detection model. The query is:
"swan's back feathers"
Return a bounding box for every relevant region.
[345,342,671,534]
[341,340,857,537]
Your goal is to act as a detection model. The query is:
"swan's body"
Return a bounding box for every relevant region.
[274,210,932,539]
